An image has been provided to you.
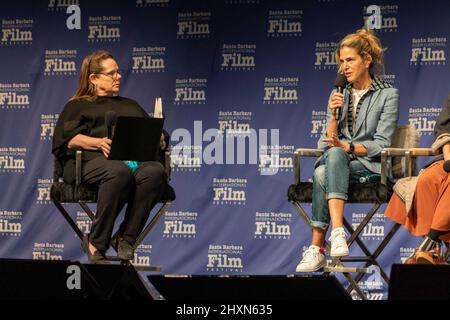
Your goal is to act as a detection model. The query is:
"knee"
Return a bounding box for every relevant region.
[325,147,348,167]
[105,164,134,187]
[417,168,439,191]
[138,162,166,185]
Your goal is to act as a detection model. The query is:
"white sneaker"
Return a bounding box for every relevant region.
[329,227,349,257]
[295,246,326,272]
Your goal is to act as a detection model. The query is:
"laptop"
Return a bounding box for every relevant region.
[108,116,164,162]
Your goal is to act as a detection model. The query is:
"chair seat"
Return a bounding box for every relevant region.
[51,182,98,203]
[287,182,393,203]
[51,182,176,204]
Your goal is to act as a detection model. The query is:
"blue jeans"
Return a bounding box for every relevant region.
[311,147,379,230]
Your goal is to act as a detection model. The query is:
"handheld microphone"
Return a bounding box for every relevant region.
[105,110,117,139]
[334,72,349,121]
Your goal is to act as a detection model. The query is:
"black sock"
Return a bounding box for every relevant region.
[428,229,449,242]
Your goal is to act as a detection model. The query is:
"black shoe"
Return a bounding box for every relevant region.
[116,238,135,261]
[82,235,111,265]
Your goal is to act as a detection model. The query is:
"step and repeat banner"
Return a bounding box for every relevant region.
[1,0,449,300]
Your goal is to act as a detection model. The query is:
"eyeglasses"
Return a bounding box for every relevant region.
[95,69,121,80]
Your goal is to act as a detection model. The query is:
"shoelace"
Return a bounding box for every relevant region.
[302,248,320,262]
[330,231,347,248]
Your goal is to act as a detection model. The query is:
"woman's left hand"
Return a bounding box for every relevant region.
[322,133,347,150]
[160,133,166,150]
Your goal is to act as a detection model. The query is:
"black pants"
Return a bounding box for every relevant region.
[82,156,165,251]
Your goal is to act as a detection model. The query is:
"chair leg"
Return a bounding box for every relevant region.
[291,201,331,252]
[343,272,368,300]
[53,200,84,240]
[346,202,381,247]
[133,202,172,250]
[330,203,396,297]
[108,202,172,272]
[290,201,313,228]
[78,201,96,220]
[349,223,401,286]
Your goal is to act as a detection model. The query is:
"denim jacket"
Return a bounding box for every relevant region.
[316,76,400,175]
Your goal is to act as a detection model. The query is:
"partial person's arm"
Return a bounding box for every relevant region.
[68,134,111,158]
[443,143,450,162]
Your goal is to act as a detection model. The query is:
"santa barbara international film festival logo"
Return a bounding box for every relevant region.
[47,0,79,11]
[1,18,33,46]
[41,114,59,140]
[259,144,294,174]
[37,178,53,204]
[177,12,210,39]
[88,16,121,43]
[0,210,23,237]
[311,109,327,139]
[213,177,246,205]
[44,49,77,76]
[410,37,446,66]
[263,76,299,105]
[218,110,251,136]
[206,244,244,273]
[314,41,338,70]
[171,145,202,172]
[351,266,385,301]
[76,211,93,234]
[400,247,416,264]
[267,9,302,38]
[163,211,197,238]
[174,78,207,105]
[363,4,398,32]
[132,47,166,73]
[221,44,256,71]
[408,106,441,136]
[0,147,26,173]
[136,0,170,7]
[0,83,30,109]
[254,212,292,240]
[32,242,64,261]
[352,212,386,241]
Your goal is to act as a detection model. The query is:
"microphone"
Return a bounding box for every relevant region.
[334,72,349,121]
[444,160,450,173]
[105,110,117,139]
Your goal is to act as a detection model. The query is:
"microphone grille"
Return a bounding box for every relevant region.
[334,72,348,87]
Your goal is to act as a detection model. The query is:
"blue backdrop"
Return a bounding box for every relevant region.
[1,0,449,300]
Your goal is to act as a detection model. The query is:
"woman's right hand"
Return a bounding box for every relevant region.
[328,92,344,117]
[97,137,112,158]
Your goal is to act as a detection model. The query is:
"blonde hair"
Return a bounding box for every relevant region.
[70,50,114,101]
[336,28,384,75]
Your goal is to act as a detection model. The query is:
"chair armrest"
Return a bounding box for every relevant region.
[381,148,409,185]
[293,148,324,185]
[294,148,324,157]
[75,149,82,187]
[382,148,409,156]
[409,148,436,156]
[164,151,172,181]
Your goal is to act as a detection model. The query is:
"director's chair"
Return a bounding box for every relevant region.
[287,125,419,299]
[50,138,175,272]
